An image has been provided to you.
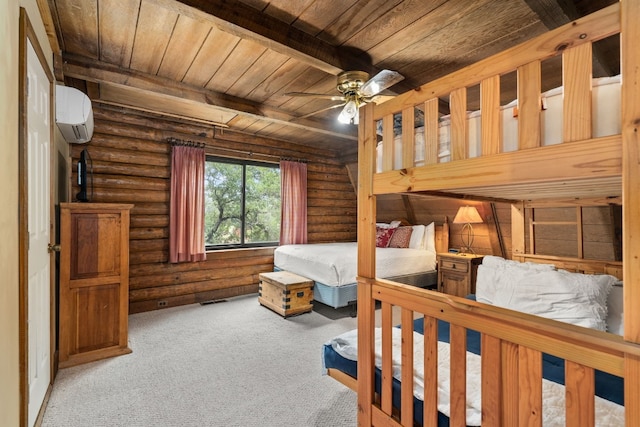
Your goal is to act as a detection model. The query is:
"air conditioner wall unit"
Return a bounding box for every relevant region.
[55,85,94,144]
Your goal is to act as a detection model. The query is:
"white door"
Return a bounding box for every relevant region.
[27,38,51,427]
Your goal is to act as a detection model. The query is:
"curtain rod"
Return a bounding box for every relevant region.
[168,137,307,163]
[280,156,308,164]
[167,137,205,148]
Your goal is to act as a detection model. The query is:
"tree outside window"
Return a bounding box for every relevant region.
[204,157,281,249]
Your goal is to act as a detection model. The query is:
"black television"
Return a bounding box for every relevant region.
[76,148,89,202]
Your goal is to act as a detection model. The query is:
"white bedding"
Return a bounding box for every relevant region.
[327,328,624,426]
[377,75,621,172]
[273,242,436,287]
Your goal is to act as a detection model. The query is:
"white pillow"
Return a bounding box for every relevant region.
[409,225,425,249]
[480,255,509,269]
[606,283,624,335]
[481,255,555,272]
[422,222,435,252]
[492,269,616,331]
[476,256,555,305]
[476,264,500,304]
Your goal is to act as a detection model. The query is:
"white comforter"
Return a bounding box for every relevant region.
[274,242,436,287]
[327,328,624,426]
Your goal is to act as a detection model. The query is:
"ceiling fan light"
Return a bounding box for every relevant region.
[337,110,352,124]
[337,110,358,125]
[344,99,358,117]
[338,99,358,124]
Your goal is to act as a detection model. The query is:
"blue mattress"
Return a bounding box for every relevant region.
[274,267,437,309]
[322,297,624,426]
[273,266,358,308]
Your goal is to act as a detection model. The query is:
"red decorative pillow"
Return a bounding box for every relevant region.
[376,226,397,248]
[388,226,413,248]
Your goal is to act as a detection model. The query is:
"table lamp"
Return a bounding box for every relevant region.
[453,206,483,254]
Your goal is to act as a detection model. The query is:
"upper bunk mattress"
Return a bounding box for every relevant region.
[376,74,621,171]
[274,242,436,287]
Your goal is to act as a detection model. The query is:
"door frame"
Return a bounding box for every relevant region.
[19,8,56,426]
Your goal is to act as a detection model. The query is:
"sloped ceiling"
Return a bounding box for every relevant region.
[41,0,618,155]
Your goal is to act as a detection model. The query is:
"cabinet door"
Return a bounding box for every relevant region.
[59,204,132,368]
[69,212,122,280]
[63,212,124,358]
[67,284,121,354]
[440,272,469,297]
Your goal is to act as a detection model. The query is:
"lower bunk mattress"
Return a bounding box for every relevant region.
[322,308,625,426]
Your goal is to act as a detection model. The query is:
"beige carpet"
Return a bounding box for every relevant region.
[42,294,359,427]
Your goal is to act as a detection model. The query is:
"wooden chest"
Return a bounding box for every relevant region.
[258,271,314,317]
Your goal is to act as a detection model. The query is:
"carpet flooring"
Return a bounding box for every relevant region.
[41,294,360,427]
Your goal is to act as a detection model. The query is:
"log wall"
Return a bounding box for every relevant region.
[364,165,619,261]
[375,194,620,261]
[69,104,357,313]
[376,194,513,258]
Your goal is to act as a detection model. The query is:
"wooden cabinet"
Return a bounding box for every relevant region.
[59,203,133,368]
[437,253,484,297]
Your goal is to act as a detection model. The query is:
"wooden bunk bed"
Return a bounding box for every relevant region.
[328,2,640,426]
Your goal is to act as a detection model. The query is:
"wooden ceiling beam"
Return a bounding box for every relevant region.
[523,0,575,28]
[61,54,357,141]
[154,0,373,76]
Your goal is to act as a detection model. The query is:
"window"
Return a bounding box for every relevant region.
[204,156,281,249]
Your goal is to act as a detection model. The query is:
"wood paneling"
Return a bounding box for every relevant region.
[72,105,356,313]
[45,0,619,155]
[376,194,512,257]
[375,193,617,260]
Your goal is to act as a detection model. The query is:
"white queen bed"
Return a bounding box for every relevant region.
[273,221,445,308]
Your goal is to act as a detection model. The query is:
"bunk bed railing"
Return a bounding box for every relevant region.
[372,3,621,199]
[359,279,640,427]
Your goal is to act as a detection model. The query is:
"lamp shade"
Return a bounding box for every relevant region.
[453,206,483,224]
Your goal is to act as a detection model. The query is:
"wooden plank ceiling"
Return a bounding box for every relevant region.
[44,0,618,153]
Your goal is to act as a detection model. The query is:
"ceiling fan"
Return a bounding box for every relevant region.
[286,69,404,125]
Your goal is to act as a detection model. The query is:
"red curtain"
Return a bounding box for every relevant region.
[279,160,307,245]
[169,145,206,263]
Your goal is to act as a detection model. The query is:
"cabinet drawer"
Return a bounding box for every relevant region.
[441,259,469,273]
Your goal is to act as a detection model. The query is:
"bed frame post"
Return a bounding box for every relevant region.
[511,203,525,258]
[621,0,640,425]
[621,0,640,344]
[356,103,377,426]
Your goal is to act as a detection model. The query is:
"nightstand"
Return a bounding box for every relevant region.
[436,253,484,297]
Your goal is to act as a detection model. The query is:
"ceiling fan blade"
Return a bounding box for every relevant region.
[292,102,346,121]
[285,92,346,102]
[360,69,405,97]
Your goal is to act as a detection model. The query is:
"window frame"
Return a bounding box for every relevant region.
[204,155,281,251]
